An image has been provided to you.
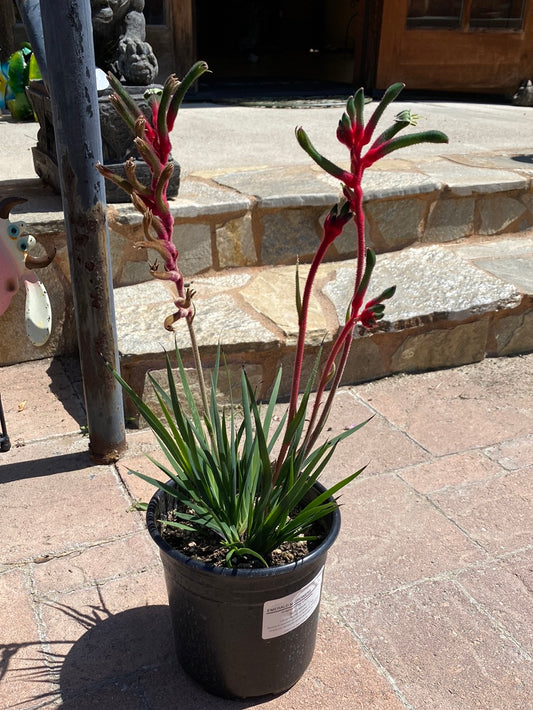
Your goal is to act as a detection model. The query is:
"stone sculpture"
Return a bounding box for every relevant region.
[29,1,181,202]
[91,0,158,86]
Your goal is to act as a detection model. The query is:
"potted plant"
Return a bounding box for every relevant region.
[98,62,447,698]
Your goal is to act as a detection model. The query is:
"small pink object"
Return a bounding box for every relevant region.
[0,197,55,346]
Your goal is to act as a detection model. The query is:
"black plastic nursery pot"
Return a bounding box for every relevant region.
[146,483,341,699]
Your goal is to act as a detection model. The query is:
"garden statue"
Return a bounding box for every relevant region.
[28,0,179,202]
[0,197,55,346]
[0,43,41,120]
[91,0,158,86]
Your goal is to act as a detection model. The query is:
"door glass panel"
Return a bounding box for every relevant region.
[469,0,525,29]
[407,0,463,28]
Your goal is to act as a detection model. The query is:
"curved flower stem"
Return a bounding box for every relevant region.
[274,140,369,481]
[302,166,366,453]
[288,242,329,419]
[273,240,329,482]
[274,174,367,480]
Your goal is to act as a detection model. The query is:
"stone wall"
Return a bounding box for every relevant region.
[1,154,532,367]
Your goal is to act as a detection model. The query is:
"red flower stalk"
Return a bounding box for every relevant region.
[275,85,448,477]
[97,62,209,328]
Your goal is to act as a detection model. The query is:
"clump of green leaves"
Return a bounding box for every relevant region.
[111,347,367,567]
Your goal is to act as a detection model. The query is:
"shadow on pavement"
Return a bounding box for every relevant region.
[53,597,270,709]
[0,451,92,484]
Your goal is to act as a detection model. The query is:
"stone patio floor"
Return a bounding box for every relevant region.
[0,353,531,710]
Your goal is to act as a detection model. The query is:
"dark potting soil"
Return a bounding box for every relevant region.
[158,505,324,569]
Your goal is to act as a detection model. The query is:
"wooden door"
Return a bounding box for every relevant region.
[145,0,193,80]
[377,0,533,94]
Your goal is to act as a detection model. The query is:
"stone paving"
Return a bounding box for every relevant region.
[0,353,531,709]
[3,163,533,398]
[1,98,532,708]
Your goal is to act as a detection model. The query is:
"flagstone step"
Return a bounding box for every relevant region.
[1,152,532,368]
[114,232,533,418]
[13,150,533,281]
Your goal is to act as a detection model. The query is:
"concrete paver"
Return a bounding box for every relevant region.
[457,554,533,651]
[0,359,85,443]
[430,468,532,555]
[324,473,486,603]
[317,389,431,476]
[397,451,503,493]
[353,355,533,455]
[342,578,531,710]
[0,570,56,708]
[1,352,531,709]
[31,533,159,597]
[1,458,140,565]
[486,436,533,470]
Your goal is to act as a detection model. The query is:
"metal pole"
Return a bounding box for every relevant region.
[14,0,48,85]
[40,0,126,463]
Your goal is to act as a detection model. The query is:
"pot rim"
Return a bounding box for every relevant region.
[146,481,341,578]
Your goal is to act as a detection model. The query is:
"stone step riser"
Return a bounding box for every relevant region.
[2,152,532,368]
[114,235,533,419]
[123,302,533,424]
[16,164,533,292]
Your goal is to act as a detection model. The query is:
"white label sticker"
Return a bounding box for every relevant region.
[262,567,324,640]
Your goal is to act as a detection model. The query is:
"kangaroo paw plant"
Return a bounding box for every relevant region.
[99,68,447,569]
[99,65,447,698]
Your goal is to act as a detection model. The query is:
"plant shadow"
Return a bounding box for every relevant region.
[49,597,276,709]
